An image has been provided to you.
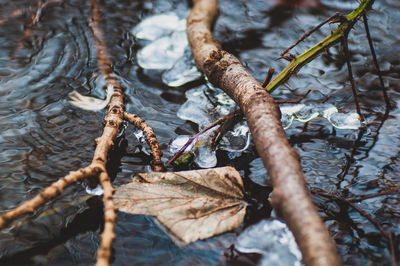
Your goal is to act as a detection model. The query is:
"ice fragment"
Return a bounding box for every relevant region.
[236,219,302,266]
[85,184,104,196]
[132,13,185,41]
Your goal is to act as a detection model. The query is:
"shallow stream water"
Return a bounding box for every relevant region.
[0,0,399,265]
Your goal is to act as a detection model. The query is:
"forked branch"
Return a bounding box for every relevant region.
[0,2,164,266]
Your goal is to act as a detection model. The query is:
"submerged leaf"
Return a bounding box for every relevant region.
[114,167,247,244]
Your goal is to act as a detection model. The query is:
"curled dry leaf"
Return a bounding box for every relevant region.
[68,84,113,111]
[114,167,247,244]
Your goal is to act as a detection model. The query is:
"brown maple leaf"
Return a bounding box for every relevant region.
[114,167,247,244]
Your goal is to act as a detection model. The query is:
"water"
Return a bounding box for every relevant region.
[0,0,399,265]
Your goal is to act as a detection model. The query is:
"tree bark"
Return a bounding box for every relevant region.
[186,1,341,265]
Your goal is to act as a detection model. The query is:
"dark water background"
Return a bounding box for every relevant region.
[0,0,399,265]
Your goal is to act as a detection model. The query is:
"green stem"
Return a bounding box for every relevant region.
[265,0,374,93]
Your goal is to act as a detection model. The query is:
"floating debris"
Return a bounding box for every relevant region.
[69,84,113,111]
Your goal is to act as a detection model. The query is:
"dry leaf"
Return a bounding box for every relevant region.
[114,166,247,244]
[68,84,113,111]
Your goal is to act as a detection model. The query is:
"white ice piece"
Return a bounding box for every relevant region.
[137,31,188,70]
[327,112,362,130]
[279,103,363,130]
[161,48,202,87]
[85,184,104,196]
[194,145,217,168]
[236,219,303,266]
[132,13,185,41]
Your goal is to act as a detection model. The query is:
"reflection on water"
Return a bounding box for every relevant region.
[0,0,399,265]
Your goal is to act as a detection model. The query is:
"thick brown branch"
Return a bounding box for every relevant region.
[186,1,340,265]
[124,112,165,172]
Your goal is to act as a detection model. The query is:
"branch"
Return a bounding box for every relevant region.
[0,166,100,230]
[313,189,398,265]
[187,0,340,265]
[89,1,123,265]
[124,112,165,172]
[265,0,375,93]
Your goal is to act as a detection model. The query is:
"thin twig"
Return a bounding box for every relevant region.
[322,95,331,103]
[11,0,63,54]
[165,111,239,167]
[96,171,117,266]
[210,110,243,150]
[265,0,375,93]
[314,189,398,265]
[362,13,391,109]
[389,233,398,266]
[0,9,24,27]
[342,36,364,121]
[280,12,343,59]
[124,112,165,172]
[275,89,311,104]
[348,188,400,202]
[262,67,275,87]
[0,166,101,230]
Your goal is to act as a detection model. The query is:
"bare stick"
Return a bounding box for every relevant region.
[96,171,117,266]
[275,89,311,104]
[187,1,341,265]
[165,111,238,167]
[314,190,398,265]
[124,112,165,172]
[280,12,343,59]
[0,2,155,265]
[265,0,375,93]
[89,1,124,265]
[261,67,275,87]
[362,13,391,108]
[0,166,100,230]
[348,188,400,202]
[11,0,63,54]
[389,233,398,266]
[342,36,364,121]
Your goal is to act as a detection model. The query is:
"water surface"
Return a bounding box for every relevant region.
[0,0,399,265]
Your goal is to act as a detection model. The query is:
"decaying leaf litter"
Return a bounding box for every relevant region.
[0,0,398,264]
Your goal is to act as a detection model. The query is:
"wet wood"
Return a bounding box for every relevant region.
[186,0,340,265]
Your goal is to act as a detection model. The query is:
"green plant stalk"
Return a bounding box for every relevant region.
[265,0,374,93]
